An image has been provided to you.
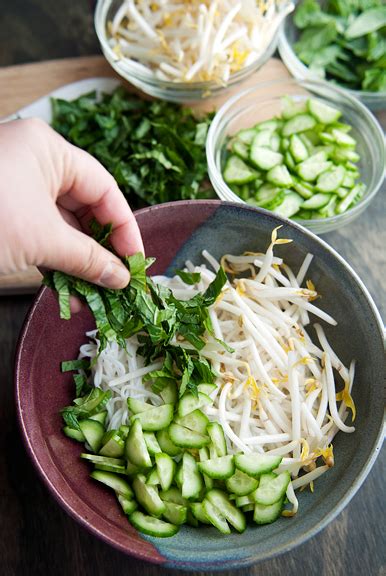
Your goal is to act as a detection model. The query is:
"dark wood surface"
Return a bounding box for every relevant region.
[0,1,385,575]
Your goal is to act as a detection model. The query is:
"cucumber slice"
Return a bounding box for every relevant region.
[336,183,365,214]
[94,462,126,474]
[206,489,246,533]
[197,383,216,396]
[198,455,235,480]
[226,468,259,496]
[99,430,125,458]
[175,462,183,489]
[223,155,258,185]
[332,129,356,148]
[79,419,105,453]
[202,499,230,534]
[253,499,284,525]
[182,452,204,500]
[117,494,138,515]
[284,150,296,171]
[255,119,282,132]
[129,510,179,538]
[175,409,209,434]
[270,133,281,152]
[156,428,181,457]
[207,422,227,457]
[255,184,281,207]
[242,503,255,513]
[282,114,316,137]
[132,403,174,432]
[342,172,356,189]
[146,468,161,486]
[198,446,214,489]
[63,426,85,442]
[160,487,187,506]
[155,453,176,491]
[143,432,162,455]
[235,494,254,508]
[293,180,313,199]
[231,139,249,161]
[281,137,290,151]
[252,472,291,506]
[235,127,257,145]
[290,134,308,163]
[336,186,350,199]
[81,453,125,466]
[308,98,341,124]
[177,392,212,418]
[89,411,108,425]
[274,191,303,219]
[127,398,154,414]
[319,195,337,218]
[160,381,178,404]
[252,130,273,148]
[266,165,293,187]
[126,459,142,477]
[125,419,152,468]
[320,132,335,144]
[90,470,134,498]
[190,502,211,524]
[234,453,283,477]
[332,148,360,163]
[281,95,307,119]
[250,144,283,171]
[169,423,210,449]
[316,165,345,193]
[297,161,332,182]
[163,501,187,525]
[132,475,166,517]
[301,193,332,210]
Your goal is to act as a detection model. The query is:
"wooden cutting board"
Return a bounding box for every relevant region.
[0,55,290,294]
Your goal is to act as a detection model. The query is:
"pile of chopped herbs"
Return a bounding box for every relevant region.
[46,222,229,412]
[293,0,386,92]
[51,87,215,208]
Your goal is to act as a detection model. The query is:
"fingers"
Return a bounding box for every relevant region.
[58,143,144,257]
[41,220,131,289]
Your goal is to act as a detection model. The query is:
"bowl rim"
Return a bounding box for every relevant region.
[278,12,386,102]
[14,200,386,571]
[206,78,386,230]
[94,0,281,92]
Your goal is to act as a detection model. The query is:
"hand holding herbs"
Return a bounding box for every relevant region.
[51,87,214,208]
[0,118,142,287]
[293,0,386,92]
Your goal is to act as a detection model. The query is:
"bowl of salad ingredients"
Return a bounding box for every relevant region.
[278,0,386,110]
[15,201,385,570]
[95,0,294,102]
[206,78,385,234]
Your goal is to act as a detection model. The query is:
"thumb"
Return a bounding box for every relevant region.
[42,221,130,289]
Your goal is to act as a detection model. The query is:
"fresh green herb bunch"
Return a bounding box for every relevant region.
[294,0,386,92]
[46,222,228,423]
[51,88,215,208]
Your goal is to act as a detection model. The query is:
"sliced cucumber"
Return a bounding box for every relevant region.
[129,511,179,538]
[336,183,365,214]
[132,475,166,517]
[282,114,316,137]
[231,139,249,161]
[117,494,138,515]
[252,472,291,506]
[79,419,105,453]
[316,165,345,193]
[168,423,210,449]
[207,422,227,457]
[250,145,283,171]
[177,392,212,418]
[266,165,293,187]
[89,411,108,425]
[290,134,308,163]
[226,468,259,496]
[160,487,187,506]
[146,468,160,486]
[236,127,258,145]
[197,383,216,396]
[253,499,283,525]
[297,161,332,182]
[127,398,154,414]
[223,155,258,185]
[274,191,303,219]
[284,150,296,171]
[301,193,332,210]
[190,502,211,524]
[202,499,230,534]
[308,98,341,124]
[94,462,126,474]
[253,130,273,148]
[332,129,356,148]
[125,419,152,468]
[234,453,283,477]
[90,470,134,498]
[293,180,313,199]
[270,132,281,152]
[255,184,281,207]
[81,453,125,466]
[163,501,187,525]
[126,459,142,477]
[156,428,181,457]
[132,403,174,432]
[160,381,178,404]
[99,430,125,458]
[206,489,246,533]
[155,452,176,491]
[175,409,209,435]
[143,432,162,455]
[198,455,235,480]
[182,452,204,500]
[281,95,307,119]
[235,494,254,508]
[63,426,85,442]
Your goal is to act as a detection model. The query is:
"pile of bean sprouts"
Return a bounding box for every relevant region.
[107,0,293,83]
[78,228,356,513]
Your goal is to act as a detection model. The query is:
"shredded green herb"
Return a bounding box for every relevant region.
[293,0,386,92]
[51,87,215,208]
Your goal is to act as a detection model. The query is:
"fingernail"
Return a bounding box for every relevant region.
[99,261,130,289]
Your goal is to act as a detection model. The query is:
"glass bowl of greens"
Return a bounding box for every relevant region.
[206,78,385,235]
[94,0,292,103]
[278,0,386,111]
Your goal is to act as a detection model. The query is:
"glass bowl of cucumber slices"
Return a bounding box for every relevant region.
[206,78,385,234]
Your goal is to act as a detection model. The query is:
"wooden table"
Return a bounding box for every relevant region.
[0,55,385,576]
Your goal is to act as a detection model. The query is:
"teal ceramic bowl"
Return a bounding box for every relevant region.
[15,201,385,571]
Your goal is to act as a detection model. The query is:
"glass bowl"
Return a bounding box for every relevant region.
[95,0,286,103]
[278,3,386,111]
[206,78,385,235]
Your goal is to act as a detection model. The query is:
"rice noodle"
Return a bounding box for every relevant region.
[77,228,356,507]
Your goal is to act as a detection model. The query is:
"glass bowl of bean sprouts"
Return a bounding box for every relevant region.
[206,78,385,234]
[95,0,294,102]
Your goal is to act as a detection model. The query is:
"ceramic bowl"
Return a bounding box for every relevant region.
[15,201,385,571]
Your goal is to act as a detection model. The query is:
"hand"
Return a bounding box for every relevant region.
[0,118,144,289]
